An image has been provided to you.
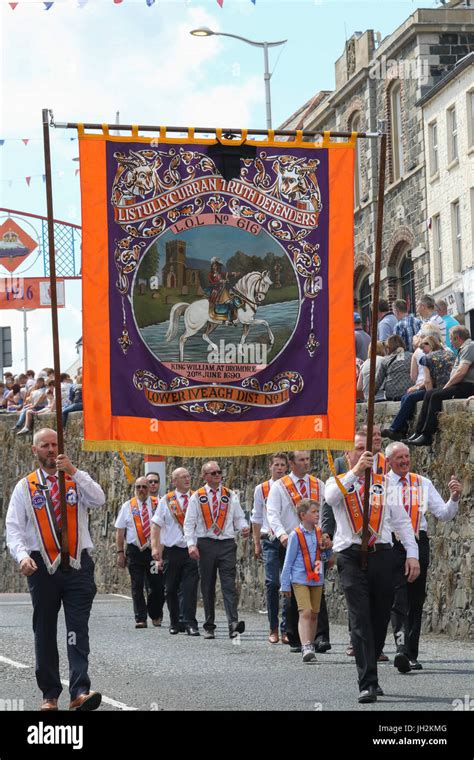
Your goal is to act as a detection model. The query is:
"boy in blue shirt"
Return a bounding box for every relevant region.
[280,499,332,662]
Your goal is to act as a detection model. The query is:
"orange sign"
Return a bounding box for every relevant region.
[0,277,65,309]
[0,219,38,273]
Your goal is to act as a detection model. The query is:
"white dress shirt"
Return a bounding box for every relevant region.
[386,470,459,534]
[152,490,191,549]
[266,471,325,539]
[250,479,275,535]
[183,484,248,547]
[114,496,155,548]
[6,468,106,564]
[324,470,419,559]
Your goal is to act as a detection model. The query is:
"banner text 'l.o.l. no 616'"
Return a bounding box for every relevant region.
[79,126,356,456]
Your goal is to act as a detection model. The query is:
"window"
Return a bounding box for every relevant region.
[447,105,458,164]
[432,214,443,287]
[400,253,415,314]
[351,113,361,208]
[429,121,438,176]
[359,275,372,333]
[451,200,462,272]
[468,91,474,149]
[390,83,405,181]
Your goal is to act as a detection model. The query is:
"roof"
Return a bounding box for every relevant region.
[417,52,474,107]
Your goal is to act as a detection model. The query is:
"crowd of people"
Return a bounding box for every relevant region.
[0,367,83,433]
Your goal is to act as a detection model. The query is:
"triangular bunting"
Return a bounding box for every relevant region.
[146,0,154,5]
[22,139,29,145]
[0,140,4,146]
[113,0,123,4]
[42,175,46,182]
[75,169,80,176]
[77,0,88,6]
[217,0,224,6]
[44,2,54,8]
[9,3,19,9]
[25,177,31,186]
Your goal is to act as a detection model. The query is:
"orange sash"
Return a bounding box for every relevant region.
[129,497,155,550]
[373,452,387,475]
[295,526,322,582]
[198,486,231,535]
[166,490,191,529]
[402,473,423,538]
[342,473,386,543]
[261,480,271,502]
[25,470,80,574]
[280,475,320,511]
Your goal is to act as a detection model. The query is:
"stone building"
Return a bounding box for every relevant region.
[161,240,202,293]
[280,3,474,330]
[418,52,474,333]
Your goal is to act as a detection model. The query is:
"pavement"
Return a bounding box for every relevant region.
[0,592,472,713]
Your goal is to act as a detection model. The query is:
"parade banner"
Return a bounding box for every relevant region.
[79,127,356,456]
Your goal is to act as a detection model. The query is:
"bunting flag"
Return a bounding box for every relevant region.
[22,139,29,145]
[217,0,224,6]
[25,177,31,186]
[9,2,18,8]
[79,126,356,456]
[44,2,54,8]
[0,141,4,146]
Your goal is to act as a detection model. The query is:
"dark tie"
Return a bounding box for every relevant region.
[298,479,308,498]
[47,475,61,528]
[211,490,219,521]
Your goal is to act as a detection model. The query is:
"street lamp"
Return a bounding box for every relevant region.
[190,27,287,129]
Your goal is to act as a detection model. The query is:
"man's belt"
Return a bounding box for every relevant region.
[348,542,392,553]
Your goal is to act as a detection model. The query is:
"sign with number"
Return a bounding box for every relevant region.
[0,277,65,309]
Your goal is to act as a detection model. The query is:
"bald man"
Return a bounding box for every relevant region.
[151,467,199,636]
[385,442,461,671]
[6,428,105,712]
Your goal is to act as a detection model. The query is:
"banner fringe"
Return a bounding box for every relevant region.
[83,438,354,457]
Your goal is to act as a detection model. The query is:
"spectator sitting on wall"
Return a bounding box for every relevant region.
[60,373,73,407]
[355,312,371,361]
[435,299,459,353]
[25,370,36,392]
[382,333,455,441]
[377,299,398,343]
[374,335,413,401]
[357,341,386,402]
[14,377,47,431]
[63,374,83,429]
[6,383,25,413]
[17,380,56,436]
[416,294,446,345]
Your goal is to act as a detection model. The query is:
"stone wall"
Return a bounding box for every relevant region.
[1,402,472,639]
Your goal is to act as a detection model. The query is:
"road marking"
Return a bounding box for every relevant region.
[0,655,29,669]
[60,680,138,711]
[110,593,132,600]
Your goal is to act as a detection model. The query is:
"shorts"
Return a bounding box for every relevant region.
[292,583,323,613]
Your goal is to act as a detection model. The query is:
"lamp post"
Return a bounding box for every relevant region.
[190,27,287,129]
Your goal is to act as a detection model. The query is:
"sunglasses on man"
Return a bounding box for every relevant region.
[206,470,222,476]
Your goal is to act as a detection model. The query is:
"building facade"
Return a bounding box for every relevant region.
[419,53,474,332]
[280,4,474,331]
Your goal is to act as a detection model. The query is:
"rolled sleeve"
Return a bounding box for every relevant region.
[232,494,249,531]
[73,469,106,509]
[324,471,358,508]
[250,485,264,525]
[6,482,30,565]
[183,495,199,547]
[266,483,285,538]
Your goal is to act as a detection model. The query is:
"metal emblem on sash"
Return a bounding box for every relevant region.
[346,484,356,494]
[221,495,229,504]
[132,507,140,516]
[32,493,46,509]
[371,483,384,496]
[66,487,77,505]
[199,494,208,503]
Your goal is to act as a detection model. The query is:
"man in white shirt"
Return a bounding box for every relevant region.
[184,461,249,639]
[416,294,446,345]
[151,467,199,636]
[5,428,105,712]
[325,436,420,703]
[266,451,329,652]
[385,442,461,672]
[251,452,288,644]
[115,477,164,629]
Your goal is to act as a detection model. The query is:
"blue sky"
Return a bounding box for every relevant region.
[0,0,437,372]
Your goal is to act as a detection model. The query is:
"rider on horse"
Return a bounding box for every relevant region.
[205,257,242,325]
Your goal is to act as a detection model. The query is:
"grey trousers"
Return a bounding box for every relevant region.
[197,537,238,631]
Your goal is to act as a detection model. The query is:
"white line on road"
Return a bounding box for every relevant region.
[110,593,132,600]
[0,655,30,669]
[60,681,138,711]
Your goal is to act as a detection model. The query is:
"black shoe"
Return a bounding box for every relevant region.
[315,640,332,653]
[178,624,187,633]
[290,645,302,653]
[381,428,402,441]
[374,685,384,697]
[169,627,180,635]
[410,659,423,670]
[394,652,411,673]
[185,626,200,637]
[229,620,245,638]
[408,434,432,447]
[401,433,419,444]
[358,689,377,703]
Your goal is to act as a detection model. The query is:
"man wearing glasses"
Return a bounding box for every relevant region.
[115,477,165,629]
[184,461,249,639]
[146,472,161,498]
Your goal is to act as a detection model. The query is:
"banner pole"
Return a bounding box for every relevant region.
[42,108,69,571]
[361,132,387,571]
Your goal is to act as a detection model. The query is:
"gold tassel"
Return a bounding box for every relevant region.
[118,451,135,484]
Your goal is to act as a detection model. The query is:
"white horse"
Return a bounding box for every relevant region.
[165,270,274,362]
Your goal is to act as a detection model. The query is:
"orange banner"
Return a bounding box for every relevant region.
[80,130,355,456]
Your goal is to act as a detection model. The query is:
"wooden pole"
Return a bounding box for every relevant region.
[360,133,387,570]
[42,108,69,571]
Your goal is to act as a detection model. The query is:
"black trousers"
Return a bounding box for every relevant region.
[197,537,239,631]
[27,550,96,700]
[315,587,330,643]
[391,532,430,661]
[163,546,199,629]
[337,546,394,691]
[126,544,165,623]
[415,383,474,436]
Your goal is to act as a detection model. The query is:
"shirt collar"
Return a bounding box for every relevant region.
[299,522,315,534]
[290,471,308,484]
